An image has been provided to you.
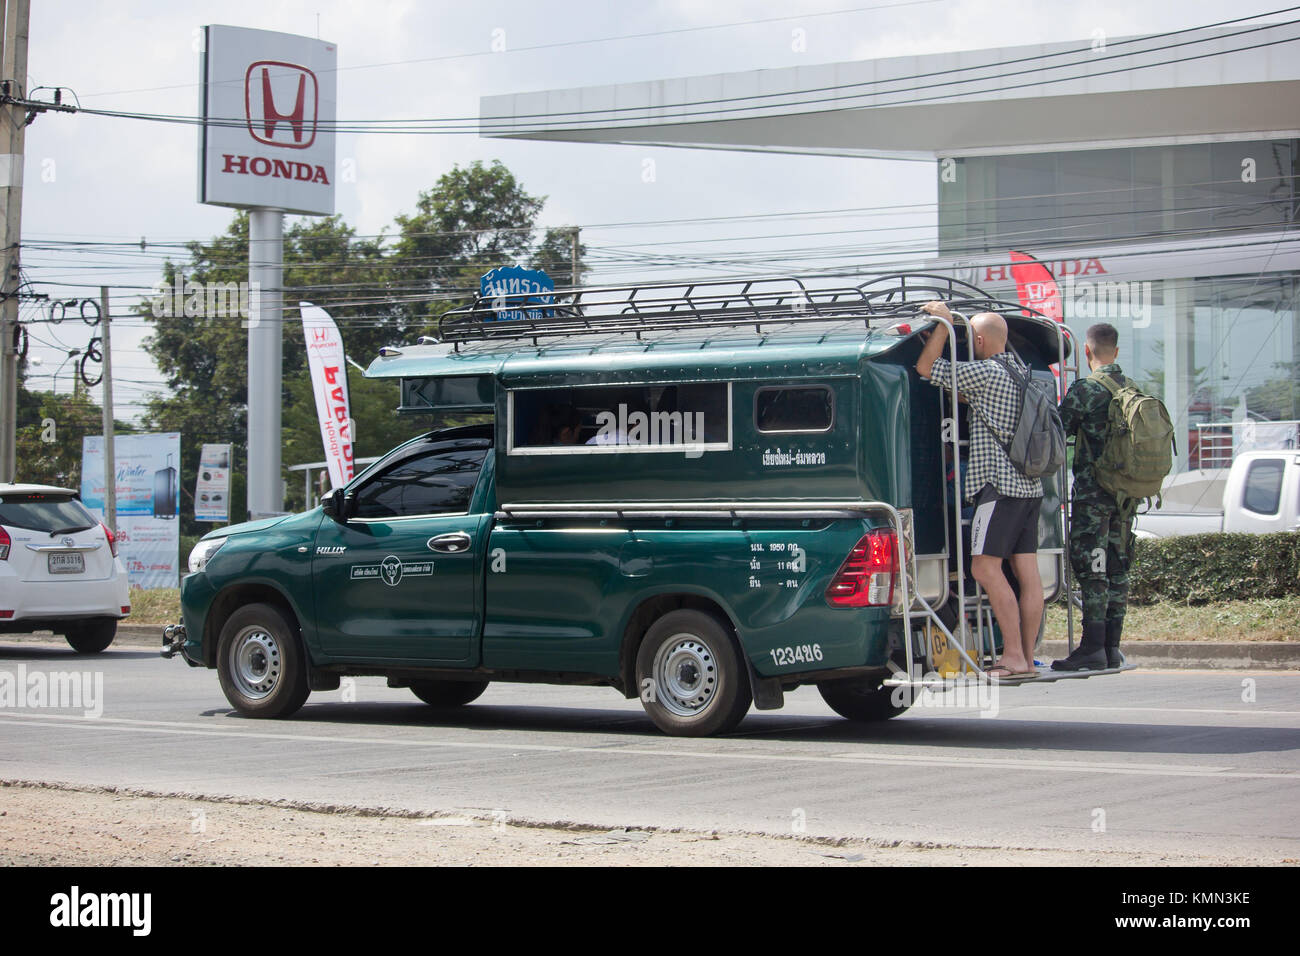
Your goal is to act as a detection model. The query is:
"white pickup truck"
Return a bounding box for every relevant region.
[1133,450,1300,538]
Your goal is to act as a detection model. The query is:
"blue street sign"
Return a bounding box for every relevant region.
[480,267,554,322]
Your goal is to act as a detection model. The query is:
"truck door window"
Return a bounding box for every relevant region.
[1242,458,1285,515]
[352,446,488,519]
[755,385,834,433]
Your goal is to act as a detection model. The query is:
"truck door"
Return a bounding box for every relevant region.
[311,438,491,664]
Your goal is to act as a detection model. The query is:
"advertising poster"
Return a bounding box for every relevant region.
[81,433,182,589]
[195,443,233,522]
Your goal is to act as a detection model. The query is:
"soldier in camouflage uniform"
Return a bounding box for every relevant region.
[1053,322,1130,671]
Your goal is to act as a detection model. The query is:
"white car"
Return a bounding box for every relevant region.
[0,483,130,652]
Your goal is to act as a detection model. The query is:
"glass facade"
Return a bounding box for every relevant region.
[938,140,1300,472]
[939,139,1298,254]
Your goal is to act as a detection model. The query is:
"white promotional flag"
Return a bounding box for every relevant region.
[300,302,355,490]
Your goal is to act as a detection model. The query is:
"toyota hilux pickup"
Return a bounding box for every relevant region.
[163,274,1131,736]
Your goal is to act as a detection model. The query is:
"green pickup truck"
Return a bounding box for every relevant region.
[163,274,1124,736]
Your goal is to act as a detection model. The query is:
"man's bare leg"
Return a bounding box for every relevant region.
[971,554,1031,673]
[1008,552,1044,670]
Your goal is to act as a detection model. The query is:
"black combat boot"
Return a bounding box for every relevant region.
[1051,621,1108,671]
[1105,618,1124,669]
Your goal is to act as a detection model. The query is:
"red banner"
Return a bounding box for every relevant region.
[1008,250,1063,322]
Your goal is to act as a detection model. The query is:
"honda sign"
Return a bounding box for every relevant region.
[199,25,336,215]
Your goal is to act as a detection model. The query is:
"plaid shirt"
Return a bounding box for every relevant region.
[927,352,1045,501]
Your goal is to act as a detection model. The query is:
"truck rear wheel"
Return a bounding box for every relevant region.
[636,609,751,737]
[817,674,911,722]
[410,680,489,708]
[217,602,310,718]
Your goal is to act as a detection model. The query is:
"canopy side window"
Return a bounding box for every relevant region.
[754,385,834,433]
[507,383,732,455]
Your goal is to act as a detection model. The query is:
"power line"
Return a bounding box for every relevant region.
[44,16,1300,135]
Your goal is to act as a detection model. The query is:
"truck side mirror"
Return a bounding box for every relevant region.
[322,487,349,522]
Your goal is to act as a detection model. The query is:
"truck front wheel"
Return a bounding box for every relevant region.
[216,603,310,718]
[636,609,751,737]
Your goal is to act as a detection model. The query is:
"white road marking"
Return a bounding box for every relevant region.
[1006,705,1300,717]
[0,711,1294,781]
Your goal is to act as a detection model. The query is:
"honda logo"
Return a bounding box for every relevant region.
[244,60,318,149]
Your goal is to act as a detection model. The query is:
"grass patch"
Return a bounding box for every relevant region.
[127,588,180,626]
[1045,597,1300,643]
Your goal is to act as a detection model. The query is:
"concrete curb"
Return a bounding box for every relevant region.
[5,626,1297,670]
[1039,640,1300,670]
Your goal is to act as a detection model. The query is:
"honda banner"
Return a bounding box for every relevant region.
[1008,250,1063,322]
[300,302,355,490]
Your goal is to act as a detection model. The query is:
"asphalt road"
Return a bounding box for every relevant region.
[1,639,1297,862]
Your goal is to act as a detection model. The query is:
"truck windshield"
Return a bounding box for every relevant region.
[0,493,96,533]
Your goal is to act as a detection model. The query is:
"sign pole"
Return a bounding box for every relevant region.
[0,0,30,483]
[248,207,284,518]
[99,286,116,533]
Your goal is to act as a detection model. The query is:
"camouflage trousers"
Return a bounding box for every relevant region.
[1069,493,1134,625]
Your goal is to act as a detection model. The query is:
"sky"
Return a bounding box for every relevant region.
[15,0,1291,419]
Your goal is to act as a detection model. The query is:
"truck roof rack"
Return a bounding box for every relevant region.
[433,273,1057,348]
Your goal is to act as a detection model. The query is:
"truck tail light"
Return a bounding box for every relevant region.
[825,529,897,607]
[101,522,117,558]
[0,526,9,560]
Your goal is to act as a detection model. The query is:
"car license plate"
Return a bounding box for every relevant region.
[48,552,85,574]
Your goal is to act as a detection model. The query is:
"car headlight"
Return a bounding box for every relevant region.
[188,537,227,573]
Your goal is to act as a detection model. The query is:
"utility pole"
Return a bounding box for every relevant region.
[569,226,581,289]
[0,0,30,483]
[99,286,115,533]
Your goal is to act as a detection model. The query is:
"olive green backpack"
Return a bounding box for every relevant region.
[1089,370,1175,507]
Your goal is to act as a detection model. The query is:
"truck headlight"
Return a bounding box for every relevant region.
[188,538,227,573]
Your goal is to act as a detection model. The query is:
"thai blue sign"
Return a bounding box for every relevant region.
[480,267,554,322]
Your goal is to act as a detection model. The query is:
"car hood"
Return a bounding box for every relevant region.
[200,509,320,541]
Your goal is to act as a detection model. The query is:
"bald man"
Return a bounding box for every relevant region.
[915,302,1045,679]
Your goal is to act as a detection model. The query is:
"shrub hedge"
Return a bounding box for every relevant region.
[1129,532,1300,605]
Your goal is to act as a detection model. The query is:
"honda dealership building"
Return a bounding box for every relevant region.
[481,22,1299,473]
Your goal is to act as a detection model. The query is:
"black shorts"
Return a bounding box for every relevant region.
[969,484,1041,558]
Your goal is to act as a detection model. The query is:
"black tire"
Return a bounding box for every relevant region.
[410,679,489,708]
[635,609,751,737]
[817,673,912,722]
[216,602,310,718]
[64,618,116,654]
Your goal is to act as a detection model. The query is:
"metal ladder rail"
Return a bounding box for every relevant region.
[1057,323,1083,654]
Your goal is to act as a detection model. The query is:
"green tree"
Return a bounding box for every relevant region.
[392,160,545,328]
[530,227,589,289]
[140,161,557,527]
[14,360,132,489]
